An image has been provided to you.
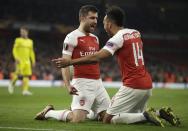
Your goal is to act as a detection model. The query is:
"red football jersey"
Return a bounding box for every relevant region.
[63,29,100,79]
[103,29,152,89]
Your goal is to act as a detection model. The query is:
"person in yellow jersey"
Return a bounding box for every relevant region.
[8,26,36,95]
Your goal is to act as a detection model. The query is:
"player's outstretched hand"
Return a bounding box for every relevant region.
[52,57,71,68]
[68,86,78,95]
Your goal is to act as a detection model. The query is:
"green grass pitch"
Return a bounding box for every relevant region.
[0,87,188,131]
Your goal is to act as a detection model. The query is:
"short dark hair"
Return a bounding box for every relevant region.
[106,6,125,26]
[20,26,29,32]
[79,5,98,17]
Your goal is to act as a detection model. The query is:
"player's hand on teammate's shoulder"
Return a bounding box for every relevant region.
[68,86,78,95]
[52,57,71,68]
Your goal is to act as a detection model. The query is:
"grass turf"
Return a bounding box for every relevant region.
[0,87,188,131]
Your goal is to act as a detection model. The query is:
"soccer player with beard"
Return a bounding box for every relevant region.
[35,5,110,123]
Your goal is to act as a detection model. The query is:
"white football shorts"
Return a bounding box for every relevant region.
[71,78,111,114]
[107,86,152,115]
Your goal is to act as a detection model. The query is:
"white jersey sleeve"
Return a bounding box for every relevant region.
[62,33,76,56]
[103,30,124,55]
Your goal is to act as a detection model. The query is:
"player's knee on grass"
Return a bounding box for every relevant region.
[66,111,73,122]
[103,113,114,124]
[71,109,88,123]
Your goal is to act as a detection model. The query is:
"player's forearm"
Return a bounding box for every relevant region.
[70,49,111,66]
[71,54,100,65]
[61,67,71,88]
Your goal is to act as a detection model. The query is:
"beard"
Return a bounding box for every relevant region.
[84,23,96,33]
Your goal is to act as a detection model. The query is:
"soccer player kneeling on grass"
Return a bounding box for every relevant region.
[35,5,110,123]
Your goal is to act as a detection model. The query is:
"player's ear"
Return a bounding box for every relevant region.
[79,15,85,22]
[106,18,112,29]
[108,21,112,29]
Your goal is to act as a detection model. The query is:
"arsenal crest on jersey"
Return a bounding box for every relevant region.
[79,99,85,106]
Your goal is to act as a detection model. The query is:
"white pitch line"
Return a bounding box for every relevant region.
[0,126,53,131]
[0,126,70,131]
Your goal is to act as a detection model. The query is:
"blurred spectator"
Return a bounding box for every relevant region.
[104,74,113,82]
[0,70,4,80]
[164,72,176,83]
[31,74,37,80]
[43,71,54,80]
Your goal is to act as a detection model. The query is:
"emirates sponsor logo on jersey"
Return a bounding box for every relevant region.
[79,99,85,106]
[80,46,98,57]
[80,51,97,57]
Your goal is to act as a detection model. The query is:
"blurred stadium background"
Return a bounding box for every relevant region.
[0,0,188,131]
[0,0,188,86]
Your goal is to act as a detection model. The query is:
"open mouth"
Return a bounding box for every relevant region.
[90,24,96,29]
